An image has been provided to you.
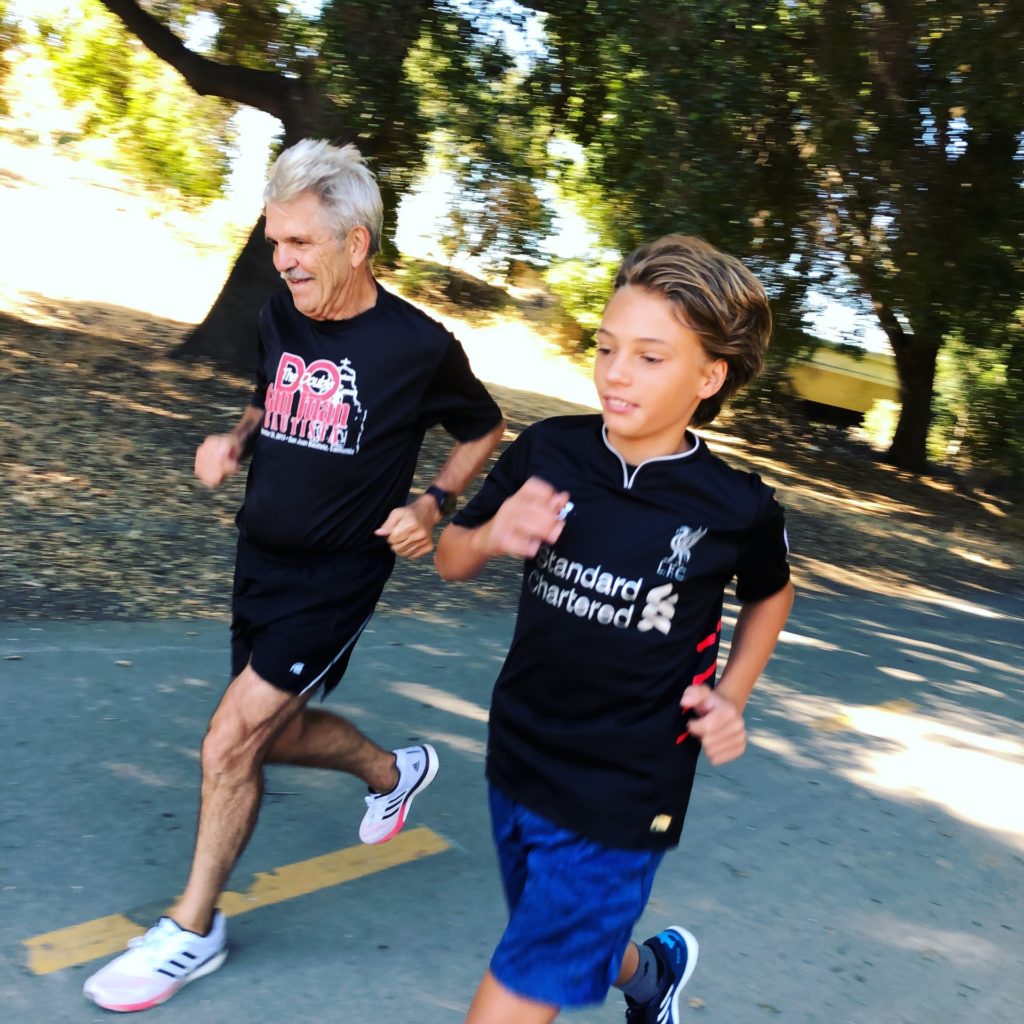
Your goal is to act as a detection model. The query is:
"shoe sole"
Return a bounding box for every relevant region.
[362,743,439,845]
[664,926,699,1024]
[83,948,228,1013]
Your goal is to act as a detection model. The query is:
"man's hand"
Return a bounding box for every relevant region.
[375,496,440,559]
[483,476,571,559]
[681,685,747,766]
[195,434,243,488]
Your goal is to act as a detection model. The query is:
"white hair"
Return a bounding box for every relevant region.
[264,139,384,254]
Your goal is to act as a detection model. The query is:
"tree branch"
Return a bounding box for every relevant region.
[96,0,312,134]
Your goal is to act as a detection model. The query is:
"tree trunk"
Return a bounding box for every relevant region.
[175,216,285,370]
[887,337,938,472]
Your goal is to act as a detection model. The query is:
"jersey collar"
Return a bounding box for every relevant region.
[600,423,703,489]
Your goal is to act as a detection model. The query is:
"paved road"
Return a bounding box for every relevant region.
[2,575,1022,1023]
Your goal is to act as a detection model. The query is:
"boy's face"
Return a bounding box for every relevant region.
[594,285,726,464]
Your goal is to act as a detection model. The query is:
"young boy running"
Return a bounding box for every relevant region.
[435,235,795,1024]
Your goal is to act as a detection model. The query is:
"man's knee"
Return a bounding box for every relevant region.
[202,665,301,779]
[200,721,258,781]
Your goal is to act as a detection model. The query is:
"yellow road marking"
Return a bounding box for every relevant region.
[23,826,448,976]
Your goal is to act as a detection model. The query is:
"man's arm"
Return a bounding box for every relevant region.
[194,405,264,488]
[682,581,795,765]
[374,420,506,560]
[435,476,570,579]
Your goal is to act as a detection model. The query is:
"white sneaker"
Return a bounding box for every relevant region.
[359,744,439,844]
[83,911,227,1012]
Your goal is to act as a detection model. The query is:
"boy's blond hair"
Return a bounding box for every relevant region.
[613,234,772,427]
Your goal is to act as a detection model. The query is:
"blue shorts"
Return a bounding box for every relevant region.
[488,785,665,1007]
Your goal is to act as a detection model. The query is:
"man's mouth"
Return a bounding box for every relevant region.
[282,272,313,284]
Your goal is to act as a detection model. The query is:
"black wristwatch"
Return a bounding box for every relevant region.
[425,485,457,517]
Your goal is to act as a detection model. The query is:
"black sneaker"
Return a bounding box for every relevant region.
[625,926,699,1024]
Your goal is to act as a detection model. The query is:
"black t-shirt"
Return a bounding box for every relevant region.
[454,415,790,850]
[237,284,502,556]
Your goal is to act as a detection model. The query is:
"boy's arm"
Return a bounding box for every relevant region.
[435,476,570,581]
[683,581,795,765]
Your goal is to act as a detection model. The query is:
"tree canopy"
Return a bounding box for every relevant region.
[16,0,1024,478]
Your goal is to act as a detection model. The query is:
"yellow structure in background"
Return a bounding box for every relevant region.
[788,343,900,415]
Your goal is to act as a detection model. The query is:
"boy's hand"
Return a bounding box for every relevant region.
[681,685,746,765]
[484,476,571,559]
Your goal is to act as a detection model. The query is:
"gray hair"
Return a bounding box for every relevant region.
[264,139,384,255]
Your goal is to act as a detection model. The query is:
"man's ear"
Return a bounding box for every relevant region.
[698,357,728,399]
[347,225,373,267]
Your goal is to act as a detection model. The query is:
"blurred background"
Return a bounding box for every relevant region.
[1,0,1021,491]
[2,11,1021,1022]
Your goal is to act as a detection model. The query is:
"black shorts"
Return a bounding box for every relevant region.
[230,539,395,697]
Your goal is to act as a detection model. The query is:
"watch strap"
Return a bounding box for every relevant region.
[425,484,457,517]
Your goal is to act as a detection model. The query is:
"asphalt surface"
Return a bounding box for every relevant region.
[2,573,1022,1024]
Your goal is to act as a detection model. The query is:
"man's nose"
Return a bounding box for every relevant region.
[273,244,296,271]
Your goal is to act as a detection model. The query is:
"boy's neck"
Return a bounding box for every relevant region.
[604,424,696,466]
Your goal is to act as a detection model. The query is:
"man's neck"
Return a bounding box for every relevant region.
[313,267,379,322]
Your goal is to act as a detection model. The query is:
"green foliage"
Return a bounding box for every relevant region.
[0,0,21,117]
[18,0,1024,476]
[861,399,900,451]
[404,5,555,271]
[535,0,1023,473]
[543,257,617,336]
[39,0,232,200]
[931,329,1024,478]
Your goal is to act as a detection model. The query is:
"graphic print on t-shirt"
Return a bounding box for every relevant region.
[261,351,366,455]
[656,525,707,582]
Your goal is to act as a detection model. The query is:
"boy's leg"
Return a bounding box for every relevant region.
[614,927,699,1024]
[466,970,558,1024]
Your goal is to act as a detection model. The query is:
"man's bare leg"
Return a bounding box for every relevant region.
[167,669,402,934]
[265,707,400,792]
[167,666,309,934]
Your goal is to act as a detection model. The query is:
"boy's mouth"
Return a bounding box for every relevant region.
[603,396,637,414]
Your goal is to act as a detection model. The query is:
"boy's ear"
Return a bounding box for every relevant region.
[698,357,728,399]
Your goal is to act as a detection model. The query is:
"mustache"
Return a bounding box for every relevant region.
[281,271,313,283]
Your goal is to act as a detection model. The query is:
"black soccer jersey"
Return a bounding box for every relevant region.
[454,415,790,850]
[237,284,502,556]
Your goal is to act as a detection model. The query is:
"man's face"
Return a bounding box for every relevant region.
[264,193,351,321]
[593,284,726,464]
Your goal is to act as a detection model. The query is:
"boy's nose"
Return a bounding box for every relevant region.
[605,353,631,383]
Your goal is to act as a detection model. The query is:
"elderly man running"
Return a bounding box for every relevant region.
[84,139,504,1013]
